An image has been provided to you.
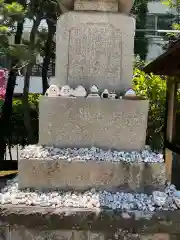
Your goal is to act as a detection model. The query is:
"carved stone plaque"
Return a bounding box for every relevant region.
[68,24,122,91]
[39,97,149,151]
[55,12,135,92]
[74,0,118,12]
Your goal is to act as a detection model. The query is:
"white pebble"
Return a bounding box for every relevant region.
[20,145,164,164]
[0,177,176,212]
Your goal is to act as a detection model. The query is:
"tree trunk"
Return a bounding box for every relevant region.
[42,17,56,94]
[134,1,148,61]
[23,18,41,144]
[15,20,24,45]
[0,68,17,161]
[0,10,25,161]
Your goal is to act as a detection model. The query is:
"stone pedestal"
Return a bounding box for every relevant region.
[55,12,135,93]
[39,97,149,151]
[18,159,166,192]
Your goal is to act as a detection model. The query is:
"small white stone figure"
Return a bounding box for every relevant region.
[152,191,167,207]
[90,85,99,94]
[124,88,136,97]
[87,85,100,98]
[109,91,117,100]
[72,85,87,97]
[59,85,72,97]
[101,89,109,99]
[45,85,60,97]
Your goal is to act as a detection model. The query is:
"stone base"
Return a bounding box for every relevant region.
[1,204,180,235]
[0,224,173,240]
[39,97,149,151]
[18,159,166,192]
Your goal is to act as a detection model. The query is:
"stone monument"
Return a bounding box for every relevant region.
[55,12,135,92]
[18,0,166,192]
[39,1,149,151]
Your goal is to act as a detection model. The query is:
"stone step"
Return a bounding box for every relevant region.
[1,204,180,236]
[39,97,149,152]
[18,159,166,193]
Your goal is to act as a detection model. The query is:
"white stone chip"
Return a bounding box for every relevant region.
[20,145,164,163]
[0,177,177,212]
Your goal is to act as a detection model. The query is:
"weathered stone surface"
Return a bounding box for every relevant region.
[74,0,118,12]
[39,97,149,151]
[141,234,170,240]
[0,225,8,240]
[0,223,178,240]
[1,205,180,234]
[55,12,135,93]
[18,158,166,192]
[56,0,134,13]
[9,227,74,240]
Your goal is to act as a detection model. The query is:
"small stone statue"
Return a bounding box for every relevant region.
[124,88,136,97]
[90,85,99,94]
[60,85,73,97]
[72,85,87,97]
[87,85,100,98]
[45,85,60,97]
[109,91,118,100]
[101,89,109,99]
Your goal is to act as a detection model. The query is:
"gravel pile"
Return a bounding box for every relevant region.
[20,145,164,163]
[0,177,178,211]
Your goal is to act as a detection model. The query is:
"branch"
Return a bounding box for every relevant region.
[12,61,30,70]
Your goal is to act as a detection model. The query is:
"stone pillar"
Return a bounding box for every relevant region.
[55,1,136,93]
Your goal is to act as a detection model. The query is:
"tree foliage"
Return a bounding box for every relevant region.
[0,0,25,56]
[162,0,180,40]
[133,69,167,150]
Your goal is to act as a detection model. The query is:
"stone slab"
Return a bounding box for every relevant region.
[0,224,8,240]
[1,205,180,234]
[74,0,118,12]
[55,12,135,93]
[18,158,166,192]
[0,226,174,240]
[39,97,149,151]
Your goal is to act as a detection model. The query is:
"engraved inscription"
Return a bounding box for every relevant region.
[79,108,92,122]
[68,24,122,89]
[78,0,117,2]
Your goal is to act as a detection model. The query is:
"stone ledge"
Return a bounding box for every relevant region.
[18,159,166,192]
[1,204,180,233]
